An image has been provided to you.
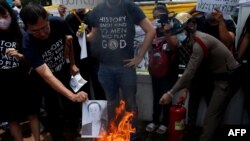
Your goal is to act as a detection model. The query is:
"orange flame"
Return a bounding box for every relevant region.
[99,100,136,141]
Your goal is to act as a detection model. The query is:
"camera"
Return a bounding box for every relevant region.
[159,13,169,24]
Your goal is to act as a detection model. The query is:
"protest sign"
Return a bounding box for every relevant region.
[53,0,103,9]
[239,0,250,4]
[196,0,239,15]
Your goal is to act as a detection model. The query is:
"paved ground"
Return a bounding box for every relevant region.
[0,120,169,141]
[2,121,247,141]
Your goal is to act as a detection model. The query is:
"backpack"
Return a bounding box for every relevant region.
[148,37,175,78]
[148,35,208,78]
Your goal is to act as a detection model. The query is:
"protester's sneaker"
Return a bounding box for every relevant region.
[155,125,167,134]
[145,123,158,132]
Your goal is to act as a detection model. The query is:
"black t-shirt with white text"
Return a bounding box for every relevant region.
[22,16,73,73]
[90,0,146,66]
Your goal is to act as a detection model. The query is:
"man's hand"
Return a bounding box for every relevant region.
[163,23,172,33]
[123,55,143,68]
[71,91,88,102]
[76,23,88,37]
[212,8,224,23]
[176,89,188,104]
[6,48,23,60]
[159,91,173,104]
[70,64,79,76]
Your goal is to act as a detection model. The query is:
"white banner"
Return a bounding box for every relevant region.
[239,0,250,4]
[53,0,104,9]
[196,0,239,15]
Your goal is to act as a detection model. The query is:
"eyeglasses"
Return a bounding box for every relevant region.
[29,24,50,35]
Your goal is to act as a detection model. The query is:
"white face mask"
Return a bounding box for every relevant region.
[0,17,11,30]
[152,19,161,28]
[176,32,187,42]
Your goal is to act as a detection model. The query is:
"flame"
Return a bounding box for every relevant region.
[99,100,136,141]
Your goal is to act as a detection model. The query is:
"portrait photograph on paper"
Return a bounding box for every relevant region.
[81,100,108,138]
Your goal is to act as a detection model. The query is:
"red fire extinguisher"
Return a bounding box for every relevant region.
[168,104,186,141]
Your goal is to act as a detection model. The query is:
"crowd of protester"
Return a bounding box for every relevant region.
[0,0,249,141]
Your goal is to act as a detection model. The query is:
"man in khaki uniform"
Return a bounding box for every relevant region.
[160,12,241,141]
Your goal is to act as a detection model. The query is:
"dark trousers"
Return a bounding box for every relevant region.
[39,65,81,141]
[184,72,213,141]
[200,66,243,141]
[240,66,250,119]
[187,72,213,126]
[151,74,177,126]
[79,57,106,100]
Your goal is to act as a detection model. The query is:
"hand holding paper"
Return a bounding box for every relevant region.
[70,73,87,93]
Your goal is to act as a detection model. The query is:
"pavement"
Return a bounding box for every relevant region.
[0,120,169,141]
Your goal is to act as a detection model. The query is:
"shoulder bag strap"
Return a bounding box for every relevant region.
[193,36,208,59]
[72,11,82,23]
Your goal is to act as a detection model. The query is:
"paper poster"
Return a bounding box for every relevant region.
[239,0,250,4]
[81,100,108,138]
[69,73,87,93]
[53,0,104,10]
[78,23,88,59]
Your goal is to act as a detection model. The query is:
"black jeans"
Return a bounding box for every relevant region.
[39,64,81,141]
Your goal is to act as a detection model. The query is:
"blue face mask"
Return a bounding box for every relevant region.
[176,32,187,42]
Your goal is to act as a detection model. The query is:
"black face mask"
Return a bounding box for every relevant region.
[107,0,121,6]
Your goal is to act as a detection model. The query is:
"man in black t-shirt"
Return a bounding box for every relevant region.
[86,0,156,140]
[20,2,88,141]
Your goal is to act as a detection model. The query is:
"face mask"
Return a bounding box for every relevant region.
[176,32,187,42]
[0,17,11,30]
[152,19,161,28]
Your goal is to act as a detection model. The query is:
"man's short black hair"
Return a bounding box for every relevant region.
[19,2,48,26]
